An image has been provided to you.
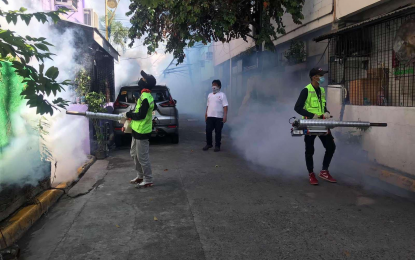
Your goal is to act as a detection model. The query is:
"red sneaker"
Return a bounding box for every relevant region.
[319,170,337,183]
[309,173,319,185]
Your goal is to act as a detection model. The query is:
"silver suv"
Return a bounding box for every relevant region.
[113,85,179,145]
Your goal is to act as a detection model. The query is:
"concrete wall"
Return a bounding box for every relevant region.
[337,0,415,22]
[335,0,389,20]
[272,0,334,45]
[214,0,335,65]
[213,0,410,66]
[327,86,415,175]
[213,38,255,66]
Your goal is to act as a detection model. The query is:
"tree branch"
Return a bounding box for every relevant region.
[244,33,256,40]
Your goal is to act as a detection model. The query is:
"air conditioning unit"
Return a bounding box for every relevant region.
[55,0,78,11]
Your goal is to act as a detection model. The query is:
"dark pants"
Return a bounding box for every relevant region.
[206,117,224,147]
[305,133,336,173]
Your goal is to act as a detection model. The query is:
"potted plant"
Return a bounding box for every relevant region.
[284,40,307,65]
[86,92,108,159]
[74,68,91,104]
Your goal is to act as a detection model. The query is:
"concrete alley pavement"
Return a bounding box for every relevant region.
[19,117,415,260]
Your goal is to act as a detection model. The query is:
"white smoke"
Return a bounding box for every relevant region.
[228,97,326,178]
[0,0,88,186]
[114,44,172,94]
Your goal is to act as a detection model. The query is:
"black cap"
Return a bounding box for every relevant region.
[309,67,328,78]
[139,70,156,89]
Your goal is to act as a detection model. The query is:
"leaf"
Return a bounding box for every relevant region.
[48,13,61,23]
[35,43,49,51]
[20,14,32,25]
[51,69,59,80]
[21,87,36,97]
[39,63,45,74]
[12,15,17,25]
[12,61,24,69]
[45,66,58,79]
[19,7,28,13]
[6,15,12,24]
[154,216,158,221]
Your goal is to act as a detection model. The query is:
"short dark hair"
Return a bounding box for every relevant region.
[212,79,222,88]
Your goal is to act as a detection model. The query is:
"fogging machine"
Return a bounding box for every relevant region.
[66,111,160,133]
[289,116,387,137]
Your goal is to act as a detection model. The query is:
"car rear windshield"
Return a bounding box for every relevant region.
[117,88,171,103]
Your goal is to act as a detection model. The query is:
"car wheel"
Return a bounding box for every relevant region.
[114,135,123,147]
[171,134,179,144]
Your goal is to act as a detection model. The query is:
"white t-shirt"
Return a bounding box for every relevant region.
[207,91,229,118]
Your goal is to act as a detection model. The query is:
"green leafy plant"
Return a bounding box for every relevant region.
[73,68,91,97]
[284,40,306,65]
[0,1,70,115]
[86,92,107,152]
[127,0,305,64]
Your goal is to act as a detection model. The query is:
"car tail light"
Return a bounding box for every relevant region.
[160,98,176,107]
[168,125,177,128]
[114,99,129,108]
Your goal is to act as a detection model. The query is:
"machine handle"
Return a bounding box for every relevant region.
[370,123,387,127]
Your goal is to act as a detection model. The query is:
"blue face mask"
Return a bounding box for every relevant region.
[318,76,325,85]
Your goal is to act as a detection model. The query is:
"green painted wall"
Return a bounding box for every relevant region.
[0,61,25,150]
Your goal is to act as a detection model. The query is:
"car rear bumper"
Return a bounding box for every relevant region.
[151,126,179,137]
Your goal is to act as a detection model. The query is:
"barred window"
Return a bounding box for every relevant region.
[328,13,415,107]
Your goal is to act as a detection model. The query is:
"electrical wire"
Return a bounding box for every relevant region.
[315,39,331,66]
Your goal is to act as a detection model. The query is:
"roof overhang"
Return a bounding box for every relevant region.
[92,28,120,62]
[55,20,120,61]
[314,4,415,42]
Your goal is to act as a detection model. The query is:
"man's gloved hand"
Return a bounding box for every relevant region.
[312,114,320,119]
[324,112,331,119]
[118,112,129,124]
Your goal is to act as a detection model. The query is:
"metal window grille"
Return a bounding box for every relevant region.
[328,13,415,107]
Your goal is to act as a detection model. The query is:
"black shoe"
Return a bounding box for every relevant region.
[214,147,220,152]
[203,145,213,151]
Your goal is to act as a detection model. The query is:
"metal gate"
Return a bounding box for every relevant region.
[327,11,415,107]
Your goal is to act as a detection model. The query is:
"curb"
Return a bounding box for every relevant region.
[0,156,96,249]
[348,159,415,194]
[365,166,415,193]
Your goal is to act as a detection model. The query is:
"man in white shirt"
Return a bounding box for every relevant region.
[203,80,229,152]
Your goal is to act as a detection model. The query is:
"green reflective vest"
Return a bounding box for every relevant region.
[303,84,326,118]
[130,92,154,134]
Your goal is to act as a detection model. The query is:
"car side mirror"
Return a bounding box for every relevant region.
[174,99,177,104]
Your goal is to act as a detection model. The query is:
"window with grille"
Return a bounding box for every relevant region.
[328,13,415,107]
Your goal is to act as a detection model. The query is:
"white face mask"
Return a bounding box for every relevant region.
[212,86,220,94]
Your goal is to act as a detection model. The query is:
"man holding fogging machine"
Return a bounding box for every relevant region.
[120,70,157,188]
[294,68,337,186]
